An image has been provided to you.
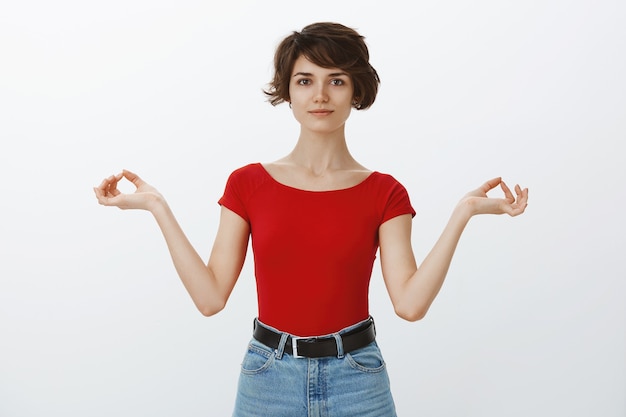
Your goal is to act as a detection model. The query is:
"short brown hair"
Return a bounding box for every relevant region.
[264,22,380,110]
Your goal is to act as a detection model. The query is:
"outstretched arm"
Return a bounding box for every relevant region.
[94,170,249,316]
[379,178,528,321]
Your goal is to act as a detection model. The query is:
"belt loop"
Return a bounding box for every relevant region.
[275,332,289,360]
[333,333,344,359]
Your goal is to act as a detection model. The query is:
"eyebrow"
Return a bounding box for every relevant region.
[292,71,350,78]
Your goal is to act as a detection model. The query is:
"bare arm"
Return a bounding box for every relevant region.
[380,178,528,321]
[94,170,249,316]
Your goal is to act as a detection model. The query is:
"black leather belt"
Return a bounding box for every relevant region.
[252,318,376,358]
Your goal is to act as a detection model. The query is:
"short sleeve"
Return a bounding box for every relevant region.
[217,167,251,222]
[381,179,416,224]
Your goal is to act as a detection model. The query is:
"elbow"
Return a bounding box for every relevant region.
[197,300,226,317]
[394,304,429,322]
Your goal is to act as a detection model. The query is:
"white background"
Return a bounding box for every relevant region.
[1,0,624,416]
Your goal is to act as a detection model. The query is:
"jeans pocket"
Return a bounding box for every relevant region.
[240,339,275,375]
[346,342,386,373]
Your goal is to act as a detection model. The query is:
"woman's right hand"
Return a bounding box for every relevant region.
[93,169,163,211]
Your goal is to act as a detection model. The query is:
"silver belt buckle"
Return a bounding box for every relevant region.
[291,336,306,359]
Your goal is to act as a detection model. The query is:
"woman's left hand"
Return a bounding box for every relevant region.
[461,177,529,217]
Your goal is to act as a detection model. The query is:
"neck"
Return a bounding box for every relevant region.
[286,127,357,174]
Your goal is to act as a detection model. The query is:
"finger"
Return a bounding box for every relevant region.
[111,173,124,184]
[96,173,121,196]
[97,177,114,196]
[518,186,529,209]
[105,175,121,196]
[499,181,515,203]
[95,180,109,192]
[122,169,145,188]
[94,187,113,206]
[98,176,112,189]
[507,187,529,217]
[111,171,127,190]
[480,177,502,194]
[509,205,527,216]
[112,173,124,195]
[95,186,129,208]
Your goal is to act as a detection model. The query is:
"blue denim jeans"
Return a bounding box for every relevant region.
[232,318,397,417]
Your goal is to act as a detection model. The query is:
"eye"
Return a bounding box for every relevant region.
[330,79,345,86]
[297,78,311,85]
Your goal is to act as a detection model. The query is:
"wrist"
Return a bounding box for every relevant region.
[453,198,475,222]
[147,192,167,214]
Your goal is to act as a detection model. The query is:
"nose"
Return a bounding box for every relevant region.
[313,84,329,103]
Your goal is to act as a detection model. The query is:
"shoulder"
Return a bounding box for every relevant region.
[219,163,271,217]
[225,163,270,185]
[222,162,272,196]
[228,162,265,178]
[367,171,410,191]
[366,171,416,219]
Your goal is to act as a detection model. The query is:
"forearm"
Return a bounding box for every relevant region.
[149,197,224,315]
[395,202,472,321]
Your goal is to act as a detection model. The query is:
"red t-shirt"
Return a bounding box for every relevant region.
[218,163,415,336]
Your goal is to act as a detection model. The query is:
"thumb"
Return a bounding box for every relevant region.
[122,169,145,187]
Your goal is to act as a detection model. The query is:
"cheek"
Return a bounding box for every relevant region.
[290,106,306,123]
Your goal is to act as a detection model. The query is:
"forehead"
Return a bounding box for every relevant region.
[291,55,347,76]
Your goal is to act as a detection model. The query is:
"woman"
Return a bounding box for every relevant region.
[94,22,528,417]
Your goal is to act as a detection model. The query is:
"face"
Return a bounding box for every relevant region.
[288,55,354,136]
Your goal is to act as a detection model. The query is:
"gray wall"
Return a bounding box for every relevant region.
[1,0,624,416]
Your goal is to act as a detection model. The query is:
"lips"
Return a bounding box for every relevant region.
[309,109,333,115]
